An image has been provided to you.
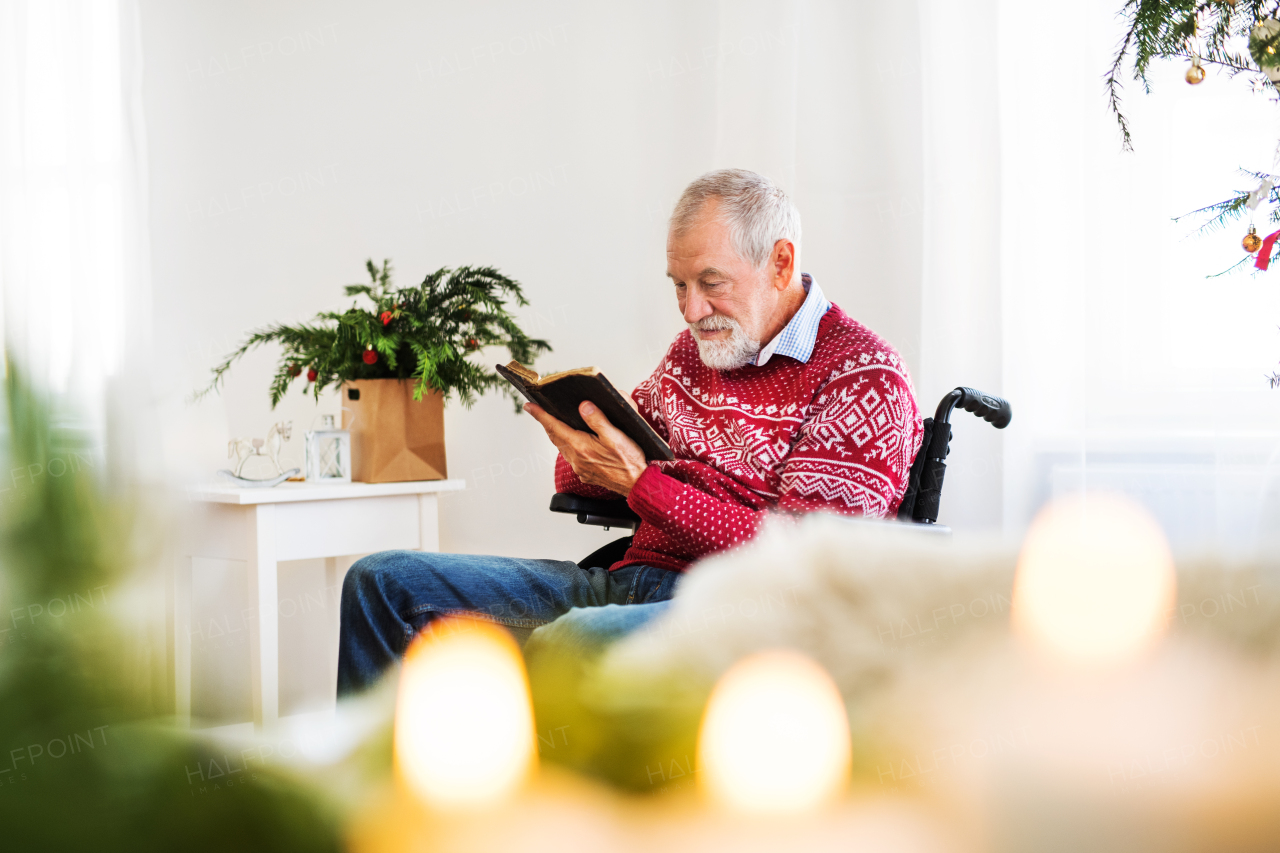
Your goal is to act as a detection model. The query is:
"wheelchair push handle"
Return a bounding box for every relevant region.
[934,387,1012,430]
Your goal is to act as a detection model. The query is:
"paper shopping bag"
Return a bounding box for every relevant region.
[341,379,447,483]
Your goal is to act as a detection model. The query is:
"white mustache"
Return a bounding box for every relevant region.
[690,315,739,332]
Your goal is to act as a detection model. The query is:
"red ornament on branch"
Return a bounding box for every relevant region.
[307,367,318,382]
[287,364,302,377]
[362,346,378,365]
[381,311,393,326]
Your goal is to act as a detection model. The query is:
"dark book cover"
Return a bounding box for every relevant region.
[496,362,675,462]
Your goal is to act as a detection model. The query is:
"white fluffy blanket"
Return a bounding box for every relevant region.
[602,514,1018,700]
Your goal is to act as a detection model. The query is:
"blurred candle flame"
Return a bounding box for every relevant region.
[1012,492,1175,667]
[394,616,535,810]
[698,649,850,815]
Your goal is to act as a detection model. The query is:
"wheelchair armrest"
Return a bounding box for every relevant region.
[549,493,640,529]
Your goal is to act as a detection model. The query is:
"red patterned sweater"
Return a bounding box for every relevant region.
[555,303,923,573]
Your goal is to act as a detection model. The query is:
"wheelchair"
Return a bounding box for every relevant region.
[549,387,1012,569]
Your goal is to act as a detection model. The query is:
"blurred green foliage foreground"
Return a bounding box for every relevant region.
[0,368,341,852]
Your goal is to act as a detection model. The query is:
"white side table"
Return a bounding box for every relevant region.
[178,478,465,729]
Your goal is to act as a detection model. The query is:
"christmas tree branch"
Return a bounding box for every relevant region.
[1176,191,1253,233]
[1107,22,1139,151]
[1207,255,1254,278]
[1175,169,1280,236]
[1106,0,1280,148]
[1105,1,1280,380]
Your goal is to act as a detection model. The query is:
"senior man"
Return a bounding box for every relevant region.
[338,168,922,693]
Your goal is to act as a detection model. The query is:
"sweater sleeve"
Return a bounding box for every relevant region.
[626,463,764,555]
[625,362,922,559]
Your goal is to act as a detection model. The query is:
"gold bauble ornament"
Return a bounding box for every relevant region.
[1244,225,1262,254]
[1186,60,1206,85]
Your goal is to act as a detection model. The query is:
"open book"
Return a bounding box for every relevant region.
[496,361,675,462]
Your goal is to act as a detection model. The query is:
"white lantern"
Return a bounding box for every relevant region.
[304,414,351,483]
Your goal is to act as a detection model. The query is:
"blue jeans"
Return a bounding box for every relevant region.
[337,551,680,695]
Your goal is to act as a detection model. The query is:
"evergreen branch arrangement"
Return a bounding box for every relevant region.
[198,261,552,409]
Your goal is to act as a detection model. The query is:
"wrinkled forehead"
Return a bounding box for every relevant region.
[667,206,734,269]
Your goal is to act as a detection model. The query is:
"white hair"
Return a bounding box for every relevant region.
[669,168,802,269]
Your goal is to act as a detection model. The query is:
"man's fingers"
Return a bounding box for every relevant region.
[525,403,575,447]
[576,401,647,494]
[579,401,632,448]
[528,401,643,476]
[525,402,563,431]
[524,402,553,430]
[578,401,613,436]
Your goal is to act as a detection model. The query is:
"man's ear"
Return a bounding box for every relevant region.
[770,238,797,291]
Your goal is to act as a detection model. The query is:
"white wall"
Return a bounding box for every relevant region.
[140,0,926,722]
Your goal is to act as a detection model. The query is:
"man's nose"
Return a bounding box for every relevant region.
[682,288,713,325]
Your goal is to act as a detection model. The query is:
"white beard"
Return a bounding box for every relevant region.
[690,314,761,371]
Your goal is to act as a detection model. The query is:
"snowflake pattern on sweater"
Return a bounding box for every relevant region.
[555,304,923,573]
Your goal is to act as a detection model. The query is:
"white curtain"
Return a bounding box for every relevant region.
[918,0,1004,532]
[0,0,149,436]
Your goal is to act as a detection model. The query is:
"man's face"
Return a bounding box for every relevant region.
[666,203,772,370]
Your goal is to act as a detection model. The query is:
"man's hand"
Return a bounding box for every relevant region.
[525,400,648,496]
